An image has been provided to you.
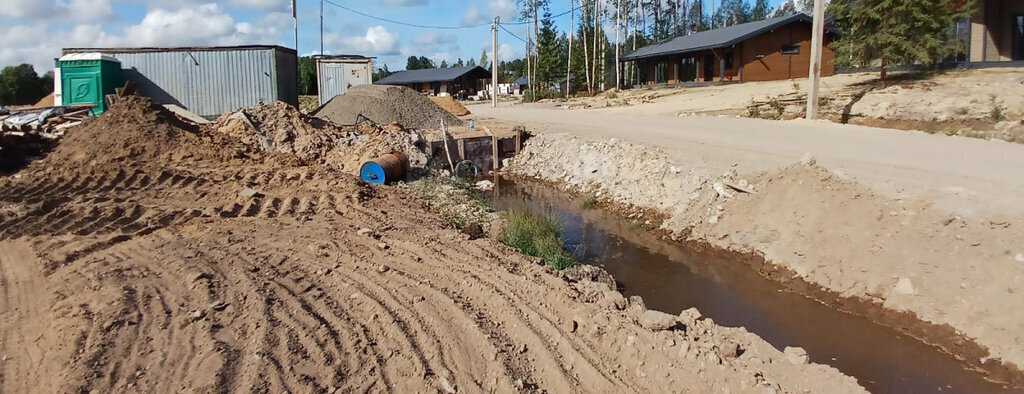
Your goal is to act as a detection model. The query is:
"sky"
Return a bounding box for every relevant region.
[0,0,792,73]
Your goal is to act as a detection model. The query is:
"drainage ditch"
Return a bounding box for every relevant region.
[486,176,1015,394]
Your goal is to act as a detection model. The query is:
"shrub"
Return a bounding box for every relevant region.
[769,97,786,119]
[991,97,1007,122]
[582,194,598,209]
[500,210,576,270]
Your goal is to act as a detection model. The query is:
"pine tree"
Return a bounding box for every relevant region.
[713,0,752,28]
[467,58,477,67]
[686,0,708,32]
[830,0,976,81]
[455,58,465,67]
[797,0,814,13]
[440,60,449,68]
[774,0,798,16]
[750,0,772,21]
[480,50,489,70]
[536,11,565,89]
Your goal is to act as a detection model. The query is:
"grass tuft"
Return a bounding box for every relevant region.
[582,194,598,209]
[500,210,576,270]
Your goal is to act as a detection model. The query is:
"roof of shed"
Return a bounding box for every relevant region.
[63,45,297,55]
[622,13,818,61]
[375,66,491,85]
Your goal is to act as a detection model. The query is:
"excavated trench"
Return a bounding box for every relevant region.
[486,176,1015,394]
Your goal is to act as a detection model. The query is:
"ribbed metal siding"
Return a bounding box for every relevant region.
[99,48,282,118]
[317,59,372,105]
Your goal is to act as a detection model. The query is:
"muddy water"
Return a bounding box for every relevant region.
[487,177,1016,394]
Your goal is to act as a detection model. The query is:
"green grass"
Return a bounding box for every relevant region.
[991,97,1007,122]
[581,194,598,209]
[500,210,576,271]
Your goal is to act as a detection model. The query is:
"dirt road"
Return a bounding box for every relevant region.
[475,103,1024,218]
[0,97,865,392]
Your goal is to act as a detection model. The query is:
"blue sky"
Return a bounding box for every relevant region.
[1,0,794,73]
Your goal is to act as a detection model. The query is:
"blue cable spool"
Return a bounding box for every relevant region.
[360,152,409,184]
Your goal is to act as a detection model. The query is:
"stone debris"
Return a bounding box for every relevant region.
[638,310,678,331]
[783,346,809,365]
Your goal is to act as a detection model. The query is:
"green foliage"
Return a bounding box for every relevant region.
[406,56,435,70]
[535,10,565,89]
[991,97,1007,122]
[372,64,393,82]
[297,57,318,96]
[769,97,786,119]
[713,0,752,28]
[774,0,798,17]
[440,59,449,68]
[500,210,576,271]
[0,64,52,106]
[687,0,709,32]
[750,0,773,21]
[829,0,976,80]
[747,99,763,118]
[582,194,598,209]
[454,58,465,68]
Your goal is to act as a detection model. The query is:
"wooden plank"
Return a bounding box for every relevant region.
[492,135,499,171]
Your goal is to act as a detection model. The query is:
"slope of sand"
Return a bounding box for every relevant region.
[0,98,865,392]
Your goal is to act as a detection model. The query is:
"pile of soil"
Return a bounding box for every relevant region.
[429,96,471,116]
[313,85,463,129]
[209,101,361,165]
[44,96,250,169]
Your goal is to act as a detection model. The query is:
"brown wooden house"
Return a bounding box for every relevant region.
[970,0,1024,62]
[621,13,836,85]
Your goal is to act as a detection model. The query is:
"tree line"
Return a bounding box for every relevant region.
[0,64,54,107]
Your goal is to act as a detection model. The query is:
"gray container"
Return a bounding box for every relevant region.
[61,45,298,119]
[317,56,373,106]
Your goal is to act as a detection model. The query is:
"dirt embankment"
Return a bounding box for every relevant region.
[0,98,865,392]
[508,132,1024,387]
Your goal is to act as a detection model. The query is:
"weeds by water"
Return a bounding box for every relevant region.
[500,210,576,271]
[406,176,495,230]
[582,194,598,209]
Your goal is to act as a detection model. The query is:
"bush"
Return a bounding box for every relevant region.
[769,97,786,119]
[582,194,598,209]
[500,210,576,270]
[991,97,1007,122]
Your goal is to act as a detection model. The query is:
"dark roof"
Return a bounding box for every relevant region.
[63,45,297,55]
[375,66,491,85]
[622,13,818,61]
[514,76,529,85]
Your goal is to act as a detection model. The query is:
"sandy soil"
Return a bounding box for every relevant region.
[0,98,865,392]
[501,130,1024,387]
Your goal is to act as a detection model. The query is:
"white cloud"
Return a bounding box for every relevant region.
[461,4,486,27]
[411,31,457,48]
[229,0,289,11]
[0,0,58,19]
[325,25,399,56]
[0,0,113,22]
[489,0,519,21]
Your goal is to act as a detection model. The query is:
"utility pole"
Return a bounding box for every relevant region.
[567,0,574,99]
[320,0,324,56]
[292,0,298,52]
[492,17,499,108]
[805,0,825,120]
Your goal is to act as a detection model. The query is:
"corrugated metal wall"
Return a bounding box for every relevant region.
[92,47,296,118]
[317,59,372,105]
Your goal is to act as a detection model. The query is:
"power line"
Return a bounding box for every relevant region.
[497,23,529,44]
[323,0,491,30]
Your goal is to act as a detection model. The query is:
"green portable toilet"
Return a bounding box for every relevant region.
[59,53,122,115]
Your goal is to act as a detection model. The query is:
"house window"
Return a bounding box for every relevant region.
[781,44,800,55]
[723,53,734,70]
[654,61,668,84]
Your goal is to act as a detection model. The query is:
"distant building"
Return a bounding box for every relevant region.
[62,45,298,119]
[621,13,836,85]
[375,66,491,97]
[970,0,1024,62]
[315,55,373,106]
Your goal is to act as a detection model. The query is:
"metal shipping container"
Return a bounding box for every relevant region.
[317,56,373,106]
[61,45,298,119]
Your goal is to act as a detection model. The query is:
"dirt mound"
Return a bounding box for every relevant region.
[330,122,430,177]
[429,96,471,116]
[209,101,361,165]
[313,84,463,129]
[44,96,249,170]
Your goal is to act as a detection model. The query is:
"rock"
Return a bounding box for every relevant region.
[568,319,578,333]
[239,188,262,199]
[209,301,228,311]
[800,152,817,166]
[677,307,702,326]
[377,265,390,273]
[638,310,678,331]
[706,352,722,365]
[718,342,741,359]
[783,346,808,365]
[597,291,628,310]
[377,242,389,250]
[474,180,494,191]
[708,215,720,224]
[678,341,691,358]
[188,310,206,321]
[713,182,733,198]
[1015,253,1024,263]
[440,377,457,393]
[628,295,646,310]
[892,277,916,296]
[357,228,373,236]
[183,249,198,259]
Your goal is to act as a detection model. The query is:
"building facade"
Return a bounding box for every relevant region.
[970,0,1024,62]
[622,14,835,85]
[62,45,298,119]
[375,66,491,98]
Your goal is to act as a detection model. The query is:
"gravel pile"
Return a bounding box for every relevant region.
[313,85,462,129]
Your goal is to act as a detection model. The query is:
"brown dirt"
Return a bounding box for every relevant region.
[0,94,865,393]
[313,85,463,129]
[429,96,472,116]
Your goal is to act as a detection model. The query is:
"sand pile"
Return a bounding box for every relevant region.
[45,96,249,169]
[210,101,362,165]
[429,96,471,116]
[313,85,462,129]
